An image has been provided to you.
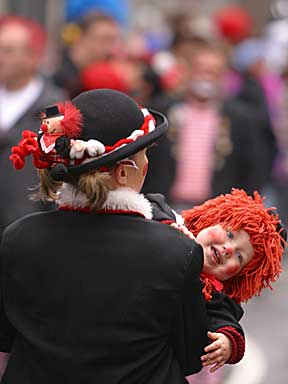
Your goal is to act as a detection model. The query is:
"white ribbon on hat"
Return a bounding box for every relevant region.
[142,108,156,133]
[68,108,155,162]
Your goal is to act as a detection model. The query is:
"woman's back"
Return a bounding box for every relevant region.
[1,209,207,384]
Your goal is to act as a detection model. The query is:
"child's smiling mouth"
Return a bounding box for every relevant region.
[210,246,222,265]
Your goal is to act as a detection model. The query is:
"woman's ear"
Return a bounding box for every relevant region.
[114,164,128,186]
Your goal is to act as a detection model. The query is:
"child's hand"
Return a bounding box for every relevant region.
[170,223,196,240]
[201,331,232,373]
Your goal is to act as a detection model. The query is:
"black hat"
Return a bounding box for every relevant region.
[50,89,168,180]
[44,105,63,118]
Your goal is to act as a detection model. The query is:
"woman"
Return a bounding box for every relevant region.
[0,89,208,383]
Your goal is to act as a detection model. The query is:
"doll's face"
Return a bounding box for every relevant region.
[42,115,64,134]
[196,224,254,281]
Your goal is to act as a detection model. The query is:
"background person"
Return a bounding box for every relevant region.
[53,12,123,98]
[0,15,66,235]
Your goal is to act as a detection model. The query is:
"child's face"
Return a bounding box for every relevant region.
[196,224,254,281]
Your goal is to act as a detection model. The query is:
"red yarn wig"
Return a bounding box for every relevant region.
[183,189,286,303]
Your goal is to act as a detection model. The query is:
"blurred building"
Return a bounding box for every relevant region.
[0,0,283,81]
[0,0,64,24]
[0,0,275,31]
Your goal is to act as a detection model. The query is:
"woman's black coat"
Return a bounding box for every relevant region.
[0,209,208,384]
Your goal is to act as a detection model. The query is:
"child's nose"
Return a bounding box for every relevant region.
[224,246,233,258]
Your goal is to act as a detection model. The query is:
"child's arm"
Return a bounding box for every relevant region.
[201,292,245,372]
[145,193,181,224]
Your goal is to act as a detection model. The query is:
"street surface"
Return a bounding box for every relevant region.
[223,256,288,384]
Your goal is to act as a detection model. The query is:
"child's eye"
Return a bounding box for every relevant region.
[236,251,243,264]
[227,230,234,239]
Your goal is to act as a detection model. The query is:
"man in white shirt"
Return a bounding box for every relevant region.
[0,15,66,234]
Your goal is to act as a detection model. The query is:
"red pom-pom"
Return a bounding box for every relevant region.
[215,6,253,44]
[21,138,38,155]
[32,151,49,169]
[81,61,130,94]
[10,130,38,170]
[10,152,25,169]
[22,130,37,139]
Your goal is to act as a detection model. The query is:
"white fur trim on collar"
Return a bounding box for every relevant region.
[104,189,153,219]
[56,183,87,208]
[56,184,153,219]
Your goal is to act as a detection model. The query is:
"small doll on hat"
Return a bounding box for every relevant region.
[146,189,286,372]
[10,102,84,171]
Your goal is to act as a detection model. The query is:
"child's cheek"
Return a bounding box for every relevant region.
[224,263,239,279]
[207,227,225,243]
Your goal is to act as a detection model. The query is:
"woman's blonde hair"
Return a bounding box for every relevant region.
[76,170,111,210]
[31,169,63,202]
[33,168,112,211]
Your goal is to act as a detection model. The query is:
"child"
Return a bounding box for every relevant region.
[146,188,286,375]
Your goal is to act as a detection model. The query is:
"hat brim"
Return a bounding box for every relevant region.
[65,109,168,177]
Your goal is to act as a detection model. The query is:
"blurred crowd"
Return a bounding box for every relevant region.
[1,2,288,238]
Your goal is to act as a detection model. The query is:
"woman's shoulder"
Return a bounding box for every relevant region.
[1,210,59,243]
